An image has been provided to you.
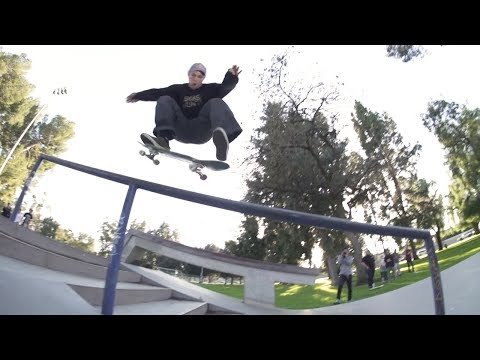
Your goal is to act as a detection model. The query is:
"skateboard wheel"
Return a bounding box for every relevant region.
[153,159,160,165]
[139,150,146,156]
[200,174,207,180]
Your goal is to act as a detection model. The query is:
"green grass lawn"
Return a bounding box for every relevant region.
[198,234,480,309]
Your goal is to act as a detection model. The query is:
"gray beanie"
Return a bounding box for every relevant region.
[188,63,206,76]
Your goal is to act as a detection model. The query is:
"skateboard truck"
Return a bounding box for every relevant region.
[189,163,207,180]
[139,149,160,165]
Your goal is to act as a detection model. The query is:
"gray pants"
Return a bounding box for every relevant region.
[153,96,243,144]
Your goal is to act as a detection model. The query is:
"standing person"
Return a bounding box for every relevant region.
[126,63,243,161]
[405,247,415,273]
[362,249,376,289]
[2,203,12,218]
[384,249,396,279]
[334,247,354,304]
[393,249,401,277]
[380,259,389,283]
[20,208,33,228]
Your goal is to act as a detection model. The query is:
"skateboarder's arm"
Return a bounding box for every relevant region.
[129,88,168,101]
[128,85,178,102]
[216,71,239,98]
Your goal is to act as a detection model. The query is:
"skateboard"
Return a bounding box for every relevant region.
[138,141,229,180]
[369,284,384,290]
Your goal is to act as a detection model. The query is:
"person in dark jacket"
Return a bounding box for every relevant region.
[361,249,376,288]
[21,208,33,228]
[2,203,12,219]
[126,63,243,161]
[384,249,396,279]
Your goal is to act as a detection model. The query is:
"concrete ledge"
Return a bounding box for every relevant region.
[69,284,172,306]
[0,233,141,283]
[122,230,320,307]
[207,303,242,315]
[124,230,319,276]
[121,262,286,314]
[184,302,209,315]
[0,216,114,267]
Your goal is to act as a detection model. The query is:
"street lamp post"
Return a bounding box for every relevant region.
[0,87,67,175]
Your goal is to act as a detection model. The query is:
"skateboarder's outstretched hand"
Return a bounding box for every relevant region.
[229,65,242,76]
[126,93,139,103]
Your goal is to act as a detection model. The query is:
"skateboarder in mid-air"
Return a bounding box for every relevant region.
[126,63,243,162]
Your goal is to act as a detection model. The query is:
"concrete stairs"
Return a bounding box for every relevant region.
[0,217,224,315]
[94,300,210,315]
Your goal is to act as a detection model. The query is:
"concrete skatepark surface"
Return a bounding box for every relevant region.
[0,249,479,315]
[122,252,480,315]
[0,266,97,315]
[1,215,478,315]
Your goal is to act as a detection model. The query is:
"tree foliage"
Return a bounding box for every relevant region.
[351,101,445,254]
[386,45,426,63]
[238,48,371,283]
[0,48,75,205]
[423,100,480,233]
[38,216,95,253]
[97,218,184,271]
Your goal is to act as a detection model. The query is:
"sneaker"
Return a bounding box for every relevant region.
[141,133,170,150]
[333,299,341,305]
[212,127,229,161]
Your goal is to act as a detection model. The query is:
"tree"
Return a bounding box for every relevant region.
[0,49,34,126]
[403,177,446,249]
[37,216,95,252]
[200,244,222,283]
[146,222,183,271]
[0,49,75,205]
[183,262,204,282]
[98,218,184,272]
[422,100,480,233]
[72,232,95,253]
[97,219,119,258]
[351,101,426,256]
[386,45,426,63]
[39,216,60,238]
[220,241,241,285]
[450,178,479,230]
[245,49,369,284]
[229,216,266,260]
[1,50,36,203]
[98,218,148,258]
[148,222,178,240]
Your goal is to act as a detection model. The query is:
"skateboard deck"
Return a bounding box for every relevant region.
[138,141,229,180]
[369,285,384,290]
